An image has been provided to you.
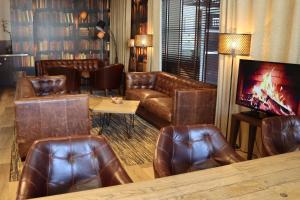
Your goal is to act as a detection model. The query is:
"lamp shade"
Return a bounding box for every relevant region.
[79,11,88,20]
[218,33,251,56]
[96,20,106,32]
[97,31,105,39]
[134,34,153,47]
[128,39,135,47]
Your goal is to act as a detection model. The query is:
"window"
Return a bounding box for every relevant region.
[162,0,220,84]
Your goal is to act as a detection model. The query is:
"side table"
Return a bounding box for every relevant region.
[229,111,271,160]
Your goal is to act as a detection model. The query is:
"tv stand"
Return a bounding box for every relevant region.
[229,111,272,160]
[245,110,275,119]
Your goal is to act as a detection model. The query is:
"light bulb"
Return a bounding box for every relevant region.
[231,41,237,49]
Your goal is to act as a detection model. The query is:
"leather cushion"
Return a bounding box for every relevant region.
[29,76,66,96]
[126,89,168,103]
[16,135,132,199]
[142,97,172,122]
[154,73,176,97]
[262,116,300,155]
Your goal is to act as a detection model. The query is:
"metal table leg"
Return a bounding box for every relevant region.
[123,114,135,138]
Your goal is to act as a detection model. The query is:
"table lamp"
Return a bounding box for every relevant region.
[134,34,153,71]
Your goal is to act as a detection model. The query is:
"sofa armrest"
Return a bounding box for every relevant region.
[125,72,157,89]
[173,89,217,125]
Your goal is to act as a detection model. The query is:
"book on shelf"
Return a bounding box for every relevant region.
[13,25,33,39]
[38,40,49,52]
[11,0,110,67]
[79,40,100,51]
[33,0,74,10]
[49,41,62,51]
[79,28,89,37]
[15,56,35,68]
[63,41,74,51]
[35,11,74,24]
[61,52,74,60]
[12,10,33,23]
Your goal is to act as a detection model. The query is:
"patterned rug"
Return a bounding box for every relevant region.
[10,114,159,182]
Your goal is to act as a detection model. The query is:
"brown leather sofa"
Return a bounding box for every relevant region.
[153,124,244,178]
[262,116,300,156]
[16,135,132,200]
[35,59,104,76]
[125,72,217,128]
[15,75,91,160]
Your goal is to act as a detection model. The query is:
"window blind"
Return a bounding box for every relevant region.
[162,0,220,84]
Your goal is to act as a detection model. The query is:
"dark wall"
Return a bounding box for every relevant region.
[0,40,16,86]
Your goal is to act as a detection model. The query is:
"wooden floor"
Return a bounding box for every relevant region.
[0,88,154,200]
[0,88,18,200]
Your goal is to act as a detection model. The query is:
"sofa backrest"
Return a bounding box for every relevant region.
[154,72,216,96]
[126,72,158,90]
[35,59,104,76]
[15,94,90,160]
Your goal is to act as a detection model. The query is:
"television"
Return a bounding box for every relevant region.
[236,59,300,116]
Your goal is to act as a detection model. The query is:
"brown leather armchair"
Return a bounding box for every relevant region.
[16,135,132,200]
[90,64,124,96]
[47,66,81,93]
[153,124,244,178]
[262,116,300,156]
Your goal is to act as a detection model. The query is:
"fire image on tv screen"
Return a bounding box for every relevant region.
[236,59,300,116]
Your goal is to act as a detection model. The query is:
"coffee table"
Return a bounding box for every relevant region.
[89,96,140,138]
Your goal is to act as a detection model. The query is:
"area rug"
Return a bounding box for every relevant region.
[10,114,159,182]
[91,114,160,165]
[9,137,22,182]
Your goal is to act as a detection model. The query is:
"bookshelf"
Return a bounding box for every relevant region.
[130,0,148,72]
[10,0,110,72]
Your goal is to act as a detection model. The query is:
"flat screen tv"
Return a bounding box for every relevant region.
[236,59,300,116]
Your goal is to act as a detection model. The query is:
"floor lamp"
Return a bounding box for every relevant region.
[96,20,119,64]
[128,39,136,71]
[218,33,251,140]
[134,34,153,71]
